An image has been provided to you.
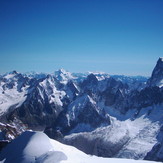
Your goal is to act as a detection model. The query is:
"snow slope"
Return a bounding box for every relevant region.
[63,114,160,159]
[0,73,28,116]
[0,131,160,163]
[0,87,27,116]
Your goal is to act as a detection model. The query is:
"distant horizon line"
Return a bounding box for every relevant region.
[0,69,151,78]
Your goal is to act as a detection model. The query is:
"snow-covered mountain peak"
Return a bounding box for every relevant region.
[88,72,110,81]
[55,68,71,76]
[158,57,163,62]
[58,68,68,73]
[10,70,18,75]
[54,69,74,84]
[87,73,98,82]
[4,71,20,80]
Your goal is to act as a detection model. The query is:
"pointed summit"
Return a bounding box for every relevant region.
[54,69,74,84]
[57,68,67,74]
[156,57,163,68]
[158,57,163,62]
[10,70,18,75]
[4,70,20,80]
[148,58,163,87]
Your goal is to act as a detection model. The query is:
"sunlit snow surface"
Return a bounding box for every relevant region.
[0,131,160,163]
[63,104,163,160]
[0,87,27,116]
[0,75,28,116]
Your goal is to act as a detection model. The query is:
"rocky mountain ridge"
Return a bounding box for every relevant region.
[0,58,163,161]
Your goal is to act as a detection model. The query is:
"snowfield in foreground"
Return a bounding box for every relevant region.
[0,131,160,163]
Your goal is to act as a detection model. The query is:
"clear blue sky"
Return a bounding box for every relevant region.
[0,0,163,76]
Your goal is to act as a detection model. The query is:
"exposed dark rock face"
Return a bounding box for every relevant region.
[148,57,163,87]
[53,94,110,136]
[13,80,66,129]
[0,141,9,152]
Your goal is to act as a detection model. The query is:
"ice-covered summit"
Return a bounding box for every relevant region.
[54,69,74,84]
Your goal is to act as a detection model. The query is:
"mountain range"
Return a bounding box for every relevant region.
[0,58,163,162]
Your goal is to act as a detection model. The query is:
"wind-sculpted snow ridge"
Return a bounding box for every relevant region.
[0,131,160,163]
